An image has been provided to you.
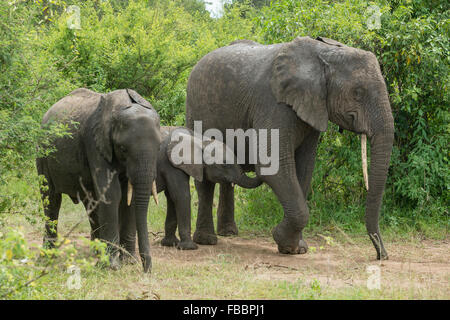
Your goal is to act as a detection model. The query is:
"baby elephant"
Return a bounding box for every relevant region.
[155,127,262,250]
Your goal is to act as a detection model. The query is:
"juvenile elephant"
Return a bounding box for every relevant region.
[148,127,262,249]
[186,37,395,260]
[36,88,161,272]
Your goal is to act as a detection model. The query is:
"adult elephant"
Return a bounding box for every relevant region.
[37,88,161,272]
[186,36,394,260]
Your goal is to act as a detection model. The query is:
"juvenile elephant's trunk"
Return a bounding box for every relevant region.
[236,173,263,189]
[365,106,394,260]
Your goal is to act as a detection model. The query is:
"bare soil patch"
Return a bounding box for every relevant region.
[23,227,449,298]
[151,235,450,293]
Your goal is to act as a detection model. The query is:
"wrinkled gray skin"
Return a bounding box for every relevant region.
[151,127,262,249]
[36,88,161,272]
[186,37,394,259]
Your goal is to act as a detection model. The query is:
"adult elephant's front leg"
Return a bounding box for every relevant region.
[193,180,217,245]
[295,129,320,198]
[263,165,309,255]
[92,170,122,270]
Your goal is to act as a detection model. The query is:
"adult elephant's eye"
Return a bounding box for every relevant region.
[353,87,365,102]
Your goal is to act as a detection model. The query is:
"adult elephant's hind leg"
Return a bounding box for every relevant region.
[263,166,309,255]
[37,160,61,248]
[82,198,100,241]
[42,190,62,248]
[217,183,238,236]
[193,180,217,245]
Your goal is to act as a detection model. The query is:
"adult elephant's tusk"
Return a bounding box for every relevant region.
[152,181,159,205]
[127,180,133,206]
[361,134,369,191]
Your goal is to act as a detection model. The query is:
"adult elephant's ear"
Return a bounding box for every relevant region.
[167,129,204,182]
[126,89,153,109]
[92,95,113,163]
[270,37,328,132]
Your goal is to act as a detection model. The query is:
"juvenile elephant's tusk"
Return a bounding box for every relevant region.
[127,180,133,206]
[152,181,159,206]
[361,134,369,191]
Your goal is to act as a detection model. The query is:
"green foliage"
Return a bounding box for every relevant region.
[0,2,75,176]
[235,184,283,233]
[0,228,108,299]
[230,0,273,9]
[0,1,75,226]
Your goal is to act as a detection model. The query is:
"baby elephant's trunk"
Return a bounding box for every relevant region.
[236,173,263,189]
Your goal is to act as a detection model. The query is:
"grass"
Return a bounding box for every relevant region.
[9,231,449,300]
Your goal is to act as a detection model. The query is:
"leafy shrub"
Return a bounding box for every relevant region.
[0,228,108,299]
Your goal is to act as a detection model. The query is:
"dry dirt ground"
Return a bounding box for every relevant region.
[150,234,450,295]
[23,225,449,299]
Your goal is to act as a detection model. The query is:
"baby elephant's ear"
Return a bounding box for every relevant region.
[167,129,204,182]
[126,89,153,109]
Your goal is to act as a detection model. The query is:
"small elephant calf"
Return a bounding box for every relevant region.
[155,127,262,249]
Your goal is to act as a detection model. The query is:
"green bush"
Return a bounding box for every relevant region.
[0,227,108,299]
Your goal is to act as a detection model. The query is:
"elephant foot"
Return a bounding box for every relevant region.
[193,230,218,245]
[217,222,238,237]
[177,240,198,250]
[377,253,389,260]
[120,251,139,265]
[272,224,307,255]
[43,236,57,249]
[109,253,121,271]
[141,254,152,273]
[369,233,389,260]
[161,236,180,247]
[298,239,308,254]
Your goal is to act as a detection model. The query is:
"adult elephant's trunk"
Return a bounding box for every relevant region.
[365,108,394,260]
[235,173,263,189]
[133,181,152,272]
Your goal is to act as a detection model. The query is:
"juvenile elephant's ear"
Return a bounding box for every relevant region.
[92,95,113,163]
[270,37,328,132]
[315,36,346,47]
[126,89,153,109]
[167,129,204,182]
